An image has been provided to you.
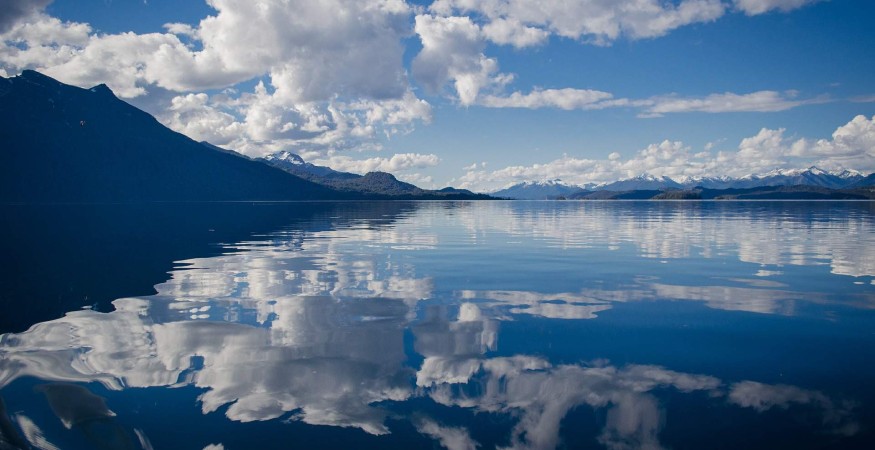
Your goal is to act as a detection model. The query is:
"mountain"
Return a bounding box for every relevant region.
[258,150,490,198]
[260,151,359,182]
[599,174,682,191]
[0,70,487,202]
[570,186,875,200]
[725,167,864,189]
[570,189,664,200]
[497,167,869,197]
[492,180,588,200]
[677,175,738,190]
[0,70,347,202]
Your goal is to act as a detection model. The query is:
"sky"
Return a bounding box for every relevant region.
[1,0,874,192]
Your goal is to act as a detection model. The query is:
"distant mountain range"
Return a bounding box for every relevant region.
[493,167,873,199]
[0,70,487,202]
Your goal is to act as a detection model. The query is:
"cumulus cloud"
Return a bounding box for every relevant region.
[430,0,726,45]
[481,17,548,48]
[412,14,512,106]
[457,115,875,192]
[161,93,244,146]
[734,0,823,16]
[2,0,412,100]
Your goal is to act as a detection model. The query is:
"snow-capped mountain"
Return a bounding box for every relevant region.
[676,175,738,190]
[492,180,590,199]
[599,174,683,191]
[264,150,305,165]
[683,167,864,189]
[496,167,870,197]
[259,151,358,181]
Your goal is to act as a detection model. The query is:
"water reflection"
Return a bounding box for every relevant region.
[461,201,875,277]
[1,201,873,449]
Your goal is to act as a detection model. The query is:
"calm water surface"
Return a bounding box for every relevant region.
[1,201,874,449]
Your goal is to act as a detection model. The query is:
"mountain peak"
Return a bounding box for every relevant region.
[264,151,305,165]
[89,83,115,96]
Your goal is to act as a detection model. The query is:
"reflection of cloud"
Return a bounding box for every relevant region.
[458,290,613,320]
[414,417,480,450]
[0,296,413,435]
[729,381,859,436]
[421,358,720,450]
[461,271,875,318]
[453,202,875,278]
[1,201,869,448]
[14,414,60,450]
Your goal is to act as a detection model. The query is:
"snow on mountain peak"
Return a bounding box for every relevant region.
[265,151,305,165]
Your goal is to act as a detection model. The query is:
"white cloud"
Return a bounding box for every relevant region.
[734,0,822,16]
[412,14,513,106]
[398,172,436,188]
[430,0,726,45]
[641,90,826,117]
[481,17,548,48]
[314,153,441,174]
[479,88,616,110]
[161,93,244,146]
[2,1,413,101]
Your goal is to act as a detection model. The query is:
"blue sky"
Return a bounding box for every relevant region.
[2,0,874,191]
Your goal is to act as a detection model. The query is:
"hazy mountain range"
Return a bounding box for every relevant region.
[0,70,486,202]
[494,168,873,199]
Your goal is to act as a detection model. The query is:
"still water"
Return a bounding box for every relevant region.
[1,201,874,449]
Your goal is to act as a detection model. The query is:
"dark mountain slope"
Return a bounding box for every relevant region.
[0,70,347,202]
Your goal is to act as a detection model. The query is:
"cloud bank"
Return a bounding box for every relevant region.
[456,114,875,192]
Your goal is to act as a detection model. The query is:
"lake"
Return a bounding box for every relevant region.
[1,201,874,450]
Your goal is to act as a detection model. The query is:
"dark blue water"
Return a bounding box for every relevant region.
[1,201,874,450]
